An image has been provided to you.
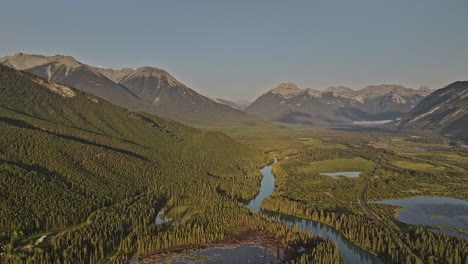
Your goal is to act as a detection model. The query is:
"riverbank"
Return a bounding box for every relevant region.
[254,159,384,264]
[136,229,286,264]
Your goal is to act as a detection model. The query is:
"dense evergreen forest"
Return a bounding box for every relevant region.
[0,65,341,263]
[263,141,467,264]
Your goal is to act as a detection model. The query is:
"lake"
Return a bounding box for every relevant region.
[371,196,468,238]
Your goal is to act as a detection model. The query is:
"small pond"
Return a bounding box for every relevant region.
[320,172,362,179]
[155,209,172,225]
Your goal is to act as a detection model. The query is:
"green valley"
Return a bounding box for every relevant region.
[0,65,342,263]
[0,8,467,263]
[1,62,467,264]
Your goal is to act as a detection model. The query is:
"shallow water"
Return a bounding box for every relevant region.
[320,171,362,179]
[166,245,281,264]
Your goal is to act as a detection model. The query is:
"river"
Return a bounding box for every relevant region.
[245,158,384,264]
[160,159,385,264]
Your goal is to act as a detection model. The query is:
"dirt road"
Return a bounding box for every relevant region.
[359,143,392,228]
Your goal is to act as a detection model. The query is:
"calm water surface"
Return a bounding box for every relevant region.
[161,159,383,264]
[245,159,383,264]
[167,245,281,264]
[371,196,468,238]
[246,158,278,213]
[320,172,362,179]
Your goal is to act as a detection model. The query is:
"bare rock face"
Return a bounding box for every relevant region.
[32,78,76,98]
[0,53,145,110]
[120,66,183,88]
[324,86,355,98]
[95,67,135,83]
[353,84,430,103]
[305,88,322,97]
[0,53,80,71]
[397,81,468,142]
[117,66,194,104]
[0,52,253,125]
[246,82,434,125]
[270,82,303,98]
[0,53,51,70]
[214,98,251,110]
[419,85,432,93]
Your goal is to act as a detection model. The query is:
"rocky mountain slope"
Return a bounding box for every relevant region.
[214,98,251,110]
[0,53,256,126]
[395,81,468,142]
[245,82,431,125]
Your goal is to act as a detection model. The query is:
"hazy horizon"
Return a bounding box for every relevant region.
[1,0,467,101]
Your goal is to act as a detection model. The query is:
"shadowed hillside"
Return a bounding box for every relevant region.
[395,81,468,142]
[0,53,263,126]
[0,64,272,263]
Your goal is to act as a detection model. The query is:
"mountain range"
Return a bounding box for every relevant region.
[7,52,465,131]
[0,53,257,126]
[245,82,432,125]
[395,81,468,142]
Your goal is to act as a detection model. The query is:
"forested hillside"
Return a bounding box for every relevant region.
[0,65,342,263]
[262,135,467,264]
[0,53,264,127]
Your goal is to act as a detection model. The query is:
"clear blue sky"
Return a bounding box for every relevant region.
[1,0,467,100]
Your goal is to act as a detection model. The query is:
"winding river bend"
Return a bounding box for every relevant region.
[245,159,384,264]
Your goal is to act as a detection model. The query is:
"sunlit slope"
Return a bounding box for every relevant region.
[0,64,266,262]
[246,82,431,125]
[0,53,265,127]
[396,81,468,142]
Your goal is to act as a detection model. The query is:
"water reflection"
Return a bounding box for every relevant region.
[319,172,362,179]
[246,160,384,264]
[167,245,281,264]
[245,158,277,213]
[371,197,468,238]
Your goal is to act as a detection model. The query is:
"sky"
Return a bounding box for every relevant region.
[1,0,467,101]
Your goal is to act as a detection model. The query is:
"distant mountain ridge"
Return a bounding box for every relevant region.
[0,53,257,126]
[395,81,468,142]
[213,98,251,110]
[245,82,431,125]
